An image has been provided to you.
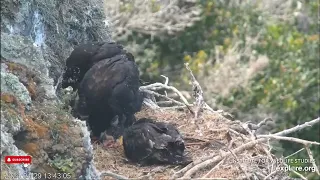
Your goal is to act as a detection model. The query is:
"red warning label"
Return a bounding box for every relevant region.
[4,156,32,164]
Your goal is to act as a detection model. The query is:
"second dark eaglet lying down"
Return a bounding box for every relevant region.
[61,42,126,91]
[123,118,192,165]
[74,52,144,139]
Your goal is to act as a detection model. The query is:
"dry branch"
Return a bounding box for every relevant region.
[201,158,226,178]
[247,117,273,131]
[140,82,191,106]
[142,89,185,106]
[257,135,320,146]
[175,138,265,179]
[290,169,308,180]
[142,98,160,109]
[185,63,205,118]
[264,168,281,180]
[274,117,320,136]
[100,171,129,180]
[227,148,251,180]
[161,75,169,96]
[305,145,320,175]
[285,148,305,159]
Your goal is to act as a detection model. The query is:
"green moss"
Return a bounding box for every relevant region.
[1,100,23,130]
[1,71,31,106]
[48,155,74,175]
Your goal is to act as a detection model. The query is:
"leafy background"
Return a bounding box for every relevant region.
[104,0,319,178]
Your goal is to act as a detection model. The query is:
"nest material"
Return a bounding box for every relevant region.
[93,107,288,179]
[92,64,319,179]
[91,64,298,179]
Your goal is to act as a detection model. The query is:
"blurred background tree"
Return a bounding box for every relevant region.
[104,0,319,178]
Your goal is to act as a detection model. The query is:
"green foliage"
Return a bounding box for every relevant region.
[228,21,319,178]
[120,0,261,81]
[49,155,74,174]
[119,1,319,177]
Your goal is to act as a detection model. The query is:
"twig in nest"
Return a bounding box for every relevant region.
[160,75,169,97]
[217,109,235,120]
[141,89,185,106]
[241,121,257,140]
[290,169,308,180]
[157,101,175,106]
[209,128,229,132]
[172,138,266,179]
[227,148,251,180]
[264,166,281,180]
[257,118,273,128]
[248,118,274,136]
[228,128,250,142]
[235,118,274,139]
[185,142,207,146]
[285,148,304,159]
[100,171,129,180]
[228,138,236,149]
[161,106,187,110]
[247,118,273,130]
[184,137,208,143]
[229,120,253,137]
[201,158,226,178]
[203,103,215,113]
[254,172,267,179]
[138,166,170,179]
[185,63,204,118]
[305,145,320,175]
[140,83,191,106]
[143,98,160,109]
[140,82,194,114]
[260,145,274,173]
[262,142,280,180]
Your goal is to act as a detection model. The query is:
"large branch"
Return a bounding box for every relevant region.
[174,139,266,179]
[140,82,191,106]
[274,117,320,136]
[185,63,205,118]
[257,135,320,146]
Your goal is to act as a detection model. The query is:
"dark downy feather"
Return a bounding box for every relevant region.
[61,42,127,90]
[123,118,192,165]
[74,53,143,139]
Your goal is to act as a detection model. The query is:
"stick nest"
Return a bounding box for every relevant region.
[93,106,291,179]
[91,64,307,179]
